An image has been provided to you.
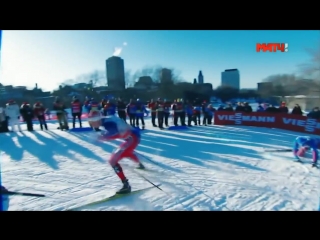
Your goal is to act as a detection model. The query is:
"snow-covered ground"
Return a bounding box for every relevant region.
[1,119,319,211]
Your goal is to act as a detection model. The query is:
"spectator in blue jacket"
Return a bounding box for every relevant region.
[186,103,194,126]
[193,104,202,125]
[126,99,137,127]
[135,99,146,129]
[83,96,91,113]
[257,104,264,112]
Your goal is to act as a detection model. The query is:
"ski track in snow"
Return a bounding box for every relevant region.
[0,119,319,211]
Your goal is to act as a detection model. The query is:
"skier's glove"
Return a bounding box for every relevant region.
[0,185,8,193]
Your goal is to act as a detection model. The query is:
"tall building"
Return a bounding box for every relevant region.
[106,56,125,90]
[160,68,172,84]
[198,71,203,84]
[221,69,240,89]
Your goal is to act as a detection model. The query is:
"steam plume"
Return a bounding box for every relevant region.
[112,42,128,56]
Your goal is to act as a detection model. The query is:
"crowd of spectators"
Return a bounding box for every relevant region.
[1,97,320,133]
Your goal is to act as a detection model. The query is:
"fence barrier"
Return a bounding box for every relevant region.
[214,111,320,135]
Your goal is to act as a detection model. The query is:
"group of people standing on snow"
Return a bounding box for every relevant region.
[216,101,306,116]
[0,96,84,133]
[83,97,217,130]
[0,100,47,133]
[1,94,315,133]
[147,98,216,129]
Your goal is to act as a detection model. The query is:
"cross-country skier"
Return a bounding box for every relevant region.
[88,115,145,194]
[293,136,320,167]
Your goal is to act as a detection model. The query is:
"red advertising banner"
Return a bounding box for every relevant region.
[214,111,320,135]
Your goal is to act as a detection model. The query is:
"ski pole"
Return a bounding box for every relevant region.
[0,190,45,197]
[264,148,292,152]
[136,152,161,166]
[133,169,163,191]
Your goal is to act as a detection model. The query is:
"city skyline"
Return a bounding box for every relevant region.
[0,30,319,91]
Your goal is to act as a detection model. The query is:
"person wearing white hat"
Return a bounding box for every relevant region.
[5,100,21,132]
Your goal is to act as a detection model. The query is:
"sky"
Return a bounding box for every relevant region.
[0,30,319,92]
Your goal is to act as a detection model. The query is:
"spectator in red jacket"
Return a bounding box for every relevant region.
[33,102,48,130]
[71,96,82,128]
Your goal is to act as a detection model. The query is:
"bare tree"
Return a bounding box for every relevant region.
[89,70,106,87]
[62,70,105,87]
[131,65,183,84]
[125,70,134,87]
[262,73,320,96]
[263,74,297,86]
[300,42,320,81]
[131,65,162,83]
[61,79,76,86]
[171,68,183,83]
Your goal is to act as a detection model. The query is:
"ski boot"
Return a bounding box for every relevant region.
[312,162,318,168]
[136,162,145,169]
[116,179,131,194]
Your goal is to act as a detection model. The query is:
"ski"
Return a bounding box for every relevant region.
[295,160,319,168]
[66,184,162,211]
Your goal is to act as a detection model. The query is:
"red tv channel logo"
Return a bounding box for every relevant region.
[256,43,288,52]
